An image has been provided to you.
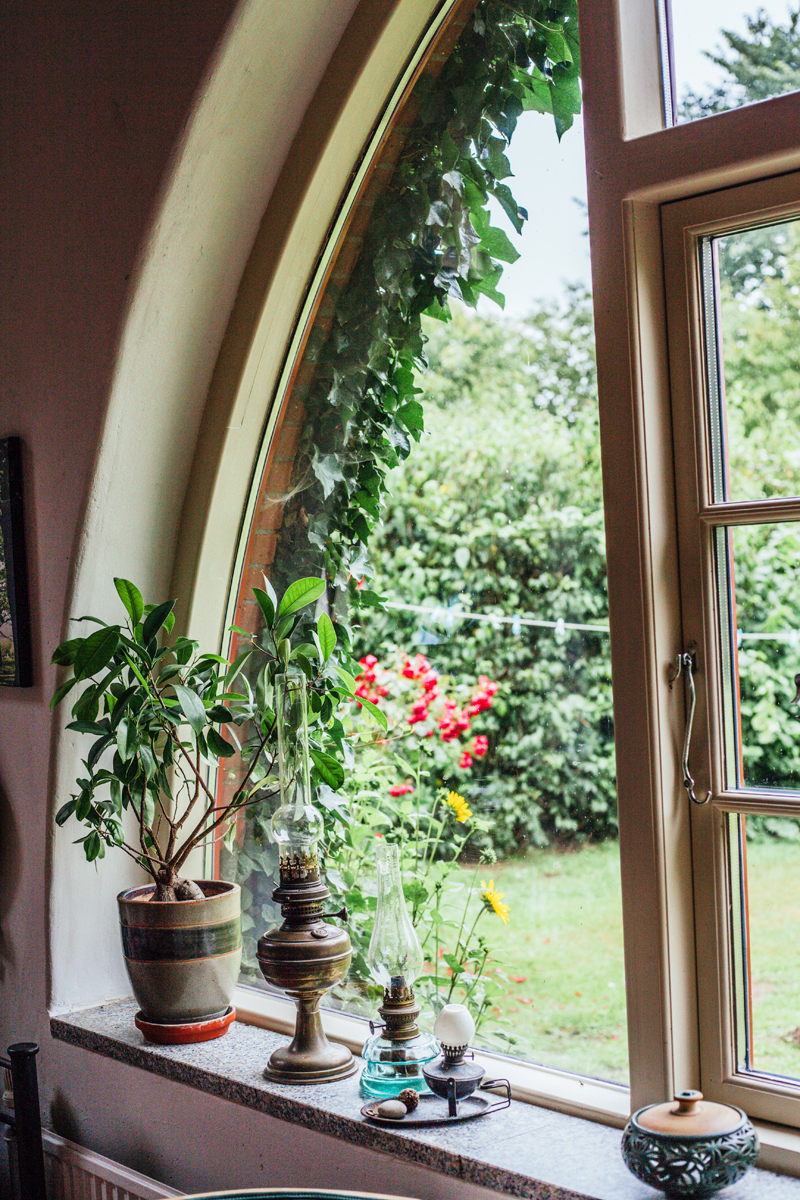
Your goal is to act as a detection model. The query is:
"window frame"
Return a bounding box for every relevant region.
[178,0,800,1152]
[663,171,800,1127]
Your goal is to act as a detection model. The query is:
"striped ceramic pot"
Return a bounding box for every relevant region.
[117,880,241,1027]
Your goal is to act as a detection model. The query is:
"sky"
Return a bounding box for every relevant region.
[483,0,797,318]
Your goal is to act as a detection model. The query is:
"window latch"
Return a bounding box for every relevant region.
[669,646,708,805]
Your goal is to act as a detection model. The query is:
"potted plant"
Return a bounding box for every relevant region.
[50,574,354,1041]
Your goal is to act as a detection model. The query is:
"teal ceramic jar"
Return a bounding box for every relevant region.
[621,1091,759,1198]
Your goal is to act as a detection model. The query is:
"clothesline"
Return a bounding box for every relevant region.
[383,600,800,645]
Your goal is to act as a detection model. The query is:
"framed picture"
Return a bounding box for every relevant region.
[0,437,32,687]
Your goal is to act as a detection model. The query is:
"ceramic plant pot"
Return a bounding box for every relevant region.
[118,880,241,1035]
[621,1090,759,1198]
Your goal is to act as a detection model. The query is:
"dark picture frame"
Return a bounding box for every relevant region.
[0,437,32,687]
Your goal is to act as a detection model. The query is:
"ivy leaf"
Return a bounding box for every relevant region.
[278,577,326,618]
[114,578,144,626]
[74,627,120,680]
[479,225,520,265]
[311,449,346,500]
[317,612,336,663]
[173,683,207,734]
[397,399,425,432]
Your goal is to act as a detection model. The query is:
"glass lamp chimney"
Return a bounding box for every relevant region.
[367,841,424,995]
[270,674,322,881]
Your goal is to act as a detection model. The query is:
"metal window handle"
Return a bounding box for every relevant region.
[669,649,709,805]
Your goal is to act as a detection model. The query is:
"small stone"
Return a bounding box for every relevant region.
[398,1088,420,1112]
[376,1099,407,1120]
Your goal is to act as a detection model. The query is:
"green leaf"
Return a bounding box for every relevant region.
[141,600,175,647]
[55,798,77,826]
[51,638,83,667]
[116,718,137,762]
[50,676,78,711]
[335,665,357,695]
[356,696,388,731]
[309,748,345,789]
[253,587,275,628]
[225,647,254,688]
[138,744,157,780]
[173,683,206,734]
[114,578,144,625]
[479,225,520,265]
[207,727,236,758]
[397,399,425,432]
[74,626,120,680]
[278,577,326,618]
[317,612,336,662]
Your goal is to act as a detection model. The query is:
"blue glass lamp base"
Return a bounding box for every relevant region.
[359,1029,440,1098]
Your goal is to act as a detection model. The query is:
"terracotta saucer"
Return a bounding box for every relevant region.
[134,1006,236,1044]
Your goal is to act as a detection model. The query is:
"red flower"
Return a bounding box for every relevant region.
[473,735,489,758]
[389,782,414,797]
[458,751,473,770]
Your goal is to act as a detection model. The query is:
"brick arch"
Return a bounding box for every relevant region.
[214,0,480,847]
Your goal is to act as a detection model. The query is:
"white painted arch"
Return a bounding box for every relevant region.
[50,0,459,1010]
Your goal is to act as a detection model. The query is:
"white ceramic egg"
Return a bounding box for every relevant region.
[434,1003,476,1049]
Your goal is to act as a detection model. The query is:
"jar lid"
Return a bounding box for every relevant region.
[634,1091,745,1137]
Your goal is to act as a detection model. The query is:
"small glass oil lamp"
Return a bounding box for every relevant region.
[359,841,439,1097]
[257,674,357,1084]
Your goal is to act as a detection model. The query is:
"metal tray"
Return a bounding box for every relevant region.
[361,1080,511,1127]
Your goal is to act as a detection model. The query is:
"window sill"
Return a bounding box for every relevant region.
[50,999,800,1200]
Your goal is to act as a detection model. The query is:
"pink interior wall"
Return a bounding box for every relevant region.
[0,5,504,1194]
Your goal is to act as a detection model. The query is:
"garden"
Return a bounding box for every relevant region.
[219,1,800,1088]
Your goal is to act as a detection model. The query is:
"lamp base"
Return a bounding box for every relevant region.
[264,1034,357,1085]
[359,1027,439,1098]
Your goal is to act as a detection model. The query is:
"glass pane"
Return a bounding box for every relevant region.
[728,522,800,790]
[220,7,627,1087]
[667,0,800,125]
[715,218,800,502]
[728,812,800,1081]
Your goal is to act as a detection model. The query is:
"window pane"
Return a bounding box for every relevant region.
[728,813,800,1081]
[667,0,800,125]
[724,522,800,790]
[715,218,800,502]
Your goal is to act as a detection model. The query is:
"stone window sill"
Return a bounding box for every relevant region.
[50,1000,800,1200]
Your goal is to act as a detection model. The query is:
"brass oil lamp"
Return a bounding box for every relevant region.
[257,675,356,1084]
[359,841,439,1097]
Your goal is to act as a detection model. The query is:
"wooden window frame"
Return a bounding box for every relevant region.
[176,0,800,1162]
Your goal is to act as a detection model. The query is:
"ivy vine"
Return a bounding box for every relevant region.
[267,0,581,616]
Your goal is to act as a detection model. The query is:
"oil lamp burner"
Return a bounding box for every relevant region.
[359,841,439,1097]
[257,674,356,1084]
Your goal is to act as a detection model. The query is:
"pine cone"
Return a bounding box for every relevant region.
[398,1088,420,1112]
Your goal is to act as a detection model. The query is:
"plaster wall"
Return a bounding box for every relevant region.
[0,1,501,1193]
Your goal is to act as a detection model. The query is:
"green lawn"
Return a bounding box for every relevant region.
[743,837,800,1079]
[452,843,629,1084]
[456,838,800,1088]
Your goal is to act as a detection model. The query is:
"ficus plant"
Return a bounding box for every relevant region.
[51,575,375,901]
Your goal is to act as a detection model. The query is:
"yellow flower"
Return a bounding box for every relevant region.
[480,879,510,925]
[445,790,472,823]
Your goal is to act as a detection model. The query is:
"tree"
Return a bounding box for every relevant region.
[679,6,800,121]
[353,293,617,854]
